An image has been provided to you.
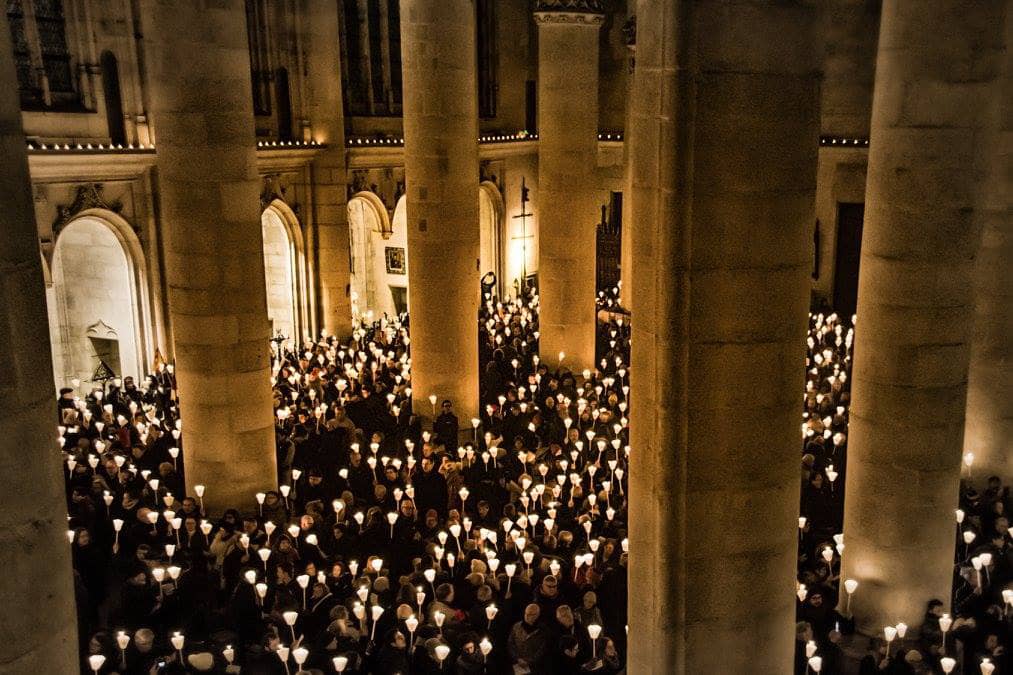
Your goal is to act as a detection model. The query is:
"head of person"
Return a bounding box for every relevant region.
[540,575,558,598]
[134,628,155,654]
[524,603,540,626]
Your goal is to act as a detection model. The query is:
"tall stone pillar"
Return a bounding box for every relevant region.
[619,14,636,312]
[144,0,277,510]
[841,0,1007,631]
[963,15,1011,482]
[627,1,818,672]
[400,0,480,427]
[306,0,353,339]
[534,0,604,373]
[0,17,79,674]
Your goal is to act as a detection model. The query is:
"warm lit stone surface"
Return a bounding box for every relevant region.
[626,1,819,672]
[535,7,604,373]
[0,18,78,674]
[307,0,353,340]
[963,13,1012,483]
[143,0,277,510]
[400,0,481,425]
[841,0,1007,633]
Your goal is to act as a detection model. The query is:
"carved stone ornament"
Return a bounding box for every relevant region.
[260,174,284,209]
[534,0,605,23]
[534,0,605,13]
[52,183,124,236]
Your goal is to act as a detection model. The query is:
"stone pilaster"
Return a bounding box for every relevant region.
[627,1,819,672]
[400,0,480,427]
[841,0,1007,631]
[534,1,604,373]
[143,0,277,510]
[0,13,78,674]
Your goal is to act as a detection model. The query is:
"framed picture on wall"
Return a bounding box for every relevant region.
[385,247,406,275]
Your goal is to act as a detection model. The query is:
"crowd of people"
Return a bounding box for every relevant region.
[62,289,630,674]
[793,312,1012,675]
[58,291,1011,674]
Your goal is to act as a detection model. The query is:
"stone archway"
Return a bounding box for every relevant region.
[47,211,150,391]
[347,191,408,321]
[261,201,308,342]
[479,181,504,297]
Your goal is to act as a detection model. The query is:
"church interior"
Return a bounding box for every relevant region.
[0,1,1010,673]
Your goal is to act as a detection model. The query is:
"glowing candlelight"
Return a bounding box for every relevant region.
[434,643,450,668]
[480,636,492,660]
[370,605,384,641]
[88,654,106,675]
[405,614,419,647]
[588,624,602,658]
[276,610,297,644]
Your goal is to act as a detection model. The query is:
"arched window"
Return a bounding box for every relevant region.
[275,67,292,141]
[244,0,271,116]
[476,0,497,118]
[340,0,402,116]
[5,0,76,108]
[101,51,126,146]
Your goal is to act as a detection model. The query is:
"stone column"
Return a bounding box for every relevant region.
[619,14,636,312]
[534,0,604,373]
[627,1,818,672]
[963,13,1011,482]
[841,0,1007,632]
[400,0,480,427]
[0,17,78,674]
[306,0,353,339]
[144,0,277,511]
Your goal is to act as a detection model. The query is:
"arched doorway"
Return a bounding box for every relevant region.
[47,213,148,391]
[261,201,308,342]
[347,192,408,322]
[479,181,504,297]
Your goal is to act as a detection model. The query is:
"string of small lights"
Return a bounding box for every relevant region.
[819,136,869,148]
[25,133,865,153]
[26,141,155,152]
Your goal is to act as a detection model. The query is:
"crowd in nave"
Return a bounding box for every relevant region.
[793,313,1012,675]
[58,299,1011,674]
[62,292,631,674]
